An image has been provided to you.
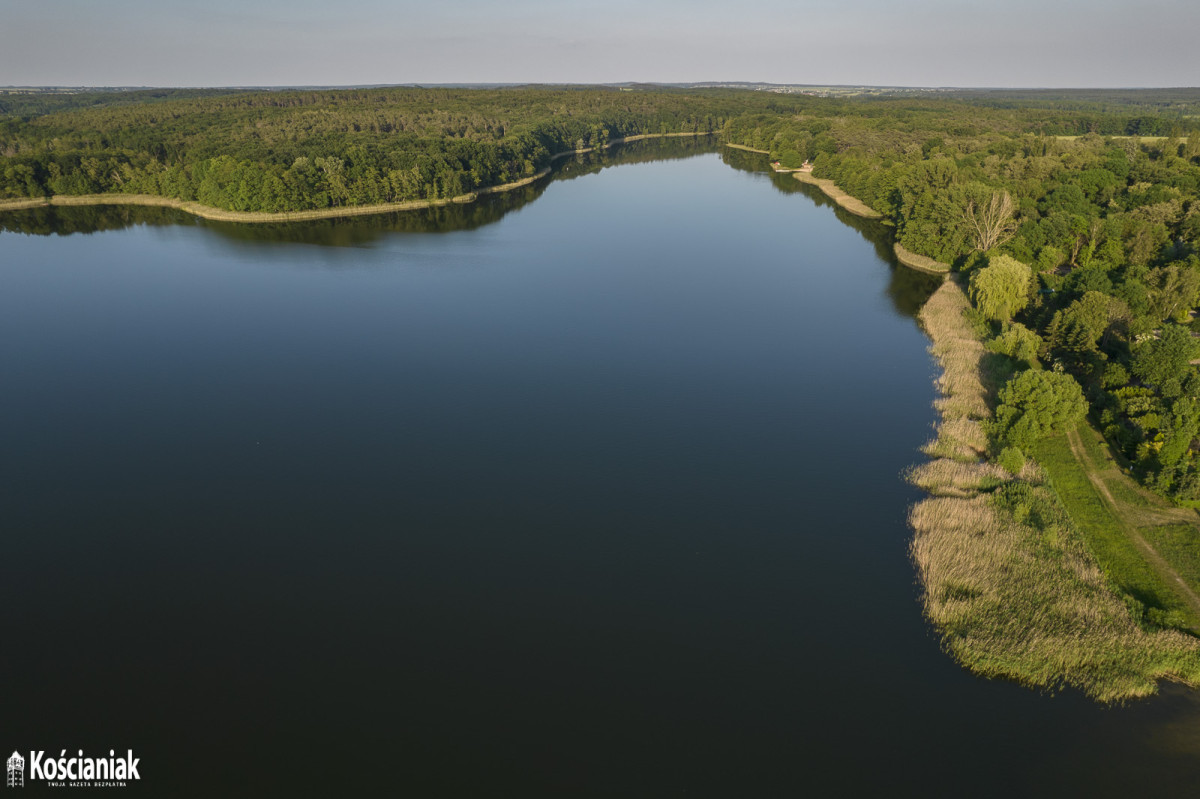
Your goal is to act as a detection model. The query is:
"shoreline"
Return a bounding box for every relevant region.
[722,142,770,154]
[908,277,1200,701]
[789,148,1200,700]
[0,132,713,225]
[727,144,951,278]
[791,171,882,219]
[783,165,953,275]
[892,242,952,274]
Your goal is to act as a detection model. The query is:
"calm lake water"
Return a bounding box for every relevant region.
[2,141,1198,797]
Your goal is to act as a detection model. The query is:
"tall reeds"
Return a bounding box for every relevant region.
[909,278,1200,701]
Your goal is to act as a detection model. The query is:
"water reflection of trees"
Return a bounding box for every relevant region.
[0,136,718,246]
[720,146,942,317]
[0,204,199,237]
[1,134,940,315]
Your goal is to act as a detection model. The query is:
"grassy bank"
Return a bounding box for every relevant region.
[791,171,883,219]
[909,278,1200,702]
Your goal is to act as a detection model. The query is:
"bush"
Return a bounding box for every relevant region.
[997,446,1027,474]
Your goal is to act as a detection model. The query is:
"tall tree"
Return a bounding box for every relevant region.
[963,188,1018,251]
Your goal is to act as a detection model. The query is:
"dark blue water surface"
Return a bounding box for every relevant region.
[2,143,1198,797]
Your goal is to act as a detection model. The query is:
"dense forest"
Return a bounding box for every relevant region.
[2,85,1196,214]
[0,87,759,211]
[4,84,1200,503]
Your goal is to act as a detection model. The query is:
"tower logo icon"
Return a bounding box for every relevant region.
[6,750,24,788]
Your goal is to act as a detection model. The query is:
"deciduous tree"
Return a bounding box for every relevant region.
[988,370,1087,450]
[968,255,1032,321]
[963,187,1018,251]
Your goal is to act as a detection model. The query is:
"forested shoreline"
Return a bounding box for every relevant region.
[1,86,1196,215]
[0,88,746,212]
[724,87,1200,691]
[715,91,1200,508]
[0,131,713,223]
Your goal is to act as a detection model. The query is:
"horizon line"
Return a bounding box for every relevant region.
[3,82,1200,92]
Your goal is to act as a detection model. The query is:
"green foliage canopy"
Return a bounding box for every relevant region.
[987,322,1042,367]
[989,370,1088,450]
[969,255,1033,321]
[1131,324,1198,391]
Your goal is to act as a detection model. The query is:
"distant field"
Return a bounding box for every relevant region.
[1054,135,1188,142]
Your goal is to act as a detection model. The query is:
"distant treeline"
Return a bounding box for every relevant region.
[0,134,716,242]
[3,86,1198,215]
[0,88,769,212]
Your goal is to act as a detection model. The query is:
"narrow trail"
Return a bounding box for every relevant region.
[1066,426,1200,622]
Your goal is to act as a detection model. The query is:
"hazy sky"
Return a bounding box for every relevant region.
[2,0,1197,88]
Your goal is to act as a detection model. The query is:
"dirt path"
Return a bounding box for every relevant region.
[1066,426,1200,620]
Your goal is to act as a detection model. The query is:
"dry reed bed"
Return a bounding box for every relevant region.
[721,143,770,154]
[909,278,1200,701]
[893,242,952,275]
[791,171,883,219]
[918,280,991,461]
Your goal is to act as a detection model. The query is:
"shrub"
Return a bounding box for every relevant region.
[997,446,1027,475]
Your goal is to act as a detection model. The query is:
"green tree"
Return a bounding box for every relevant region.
[1034,245,1065,273]
[1158,398,1200,469]
[1045,291,1131,350]
[969,255,1033,321]
[988,370,1088,450]
[1146,261,1200,323]
[987,322,1042,367]
[1131,324,1197,390]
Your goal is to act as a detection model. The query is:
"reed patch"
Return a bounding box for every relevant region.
[909,278,1200,701]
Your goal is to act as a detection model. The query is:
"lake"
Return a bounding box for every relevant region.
[2,140,1198,797]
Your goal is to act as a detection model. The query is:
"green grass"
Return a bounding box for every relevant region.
[1077,426,1153,508]
[1106,473,1157,510]
[1142,524,1200,590]
[1031,427,1197,624]
[1053,135,1184,142]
